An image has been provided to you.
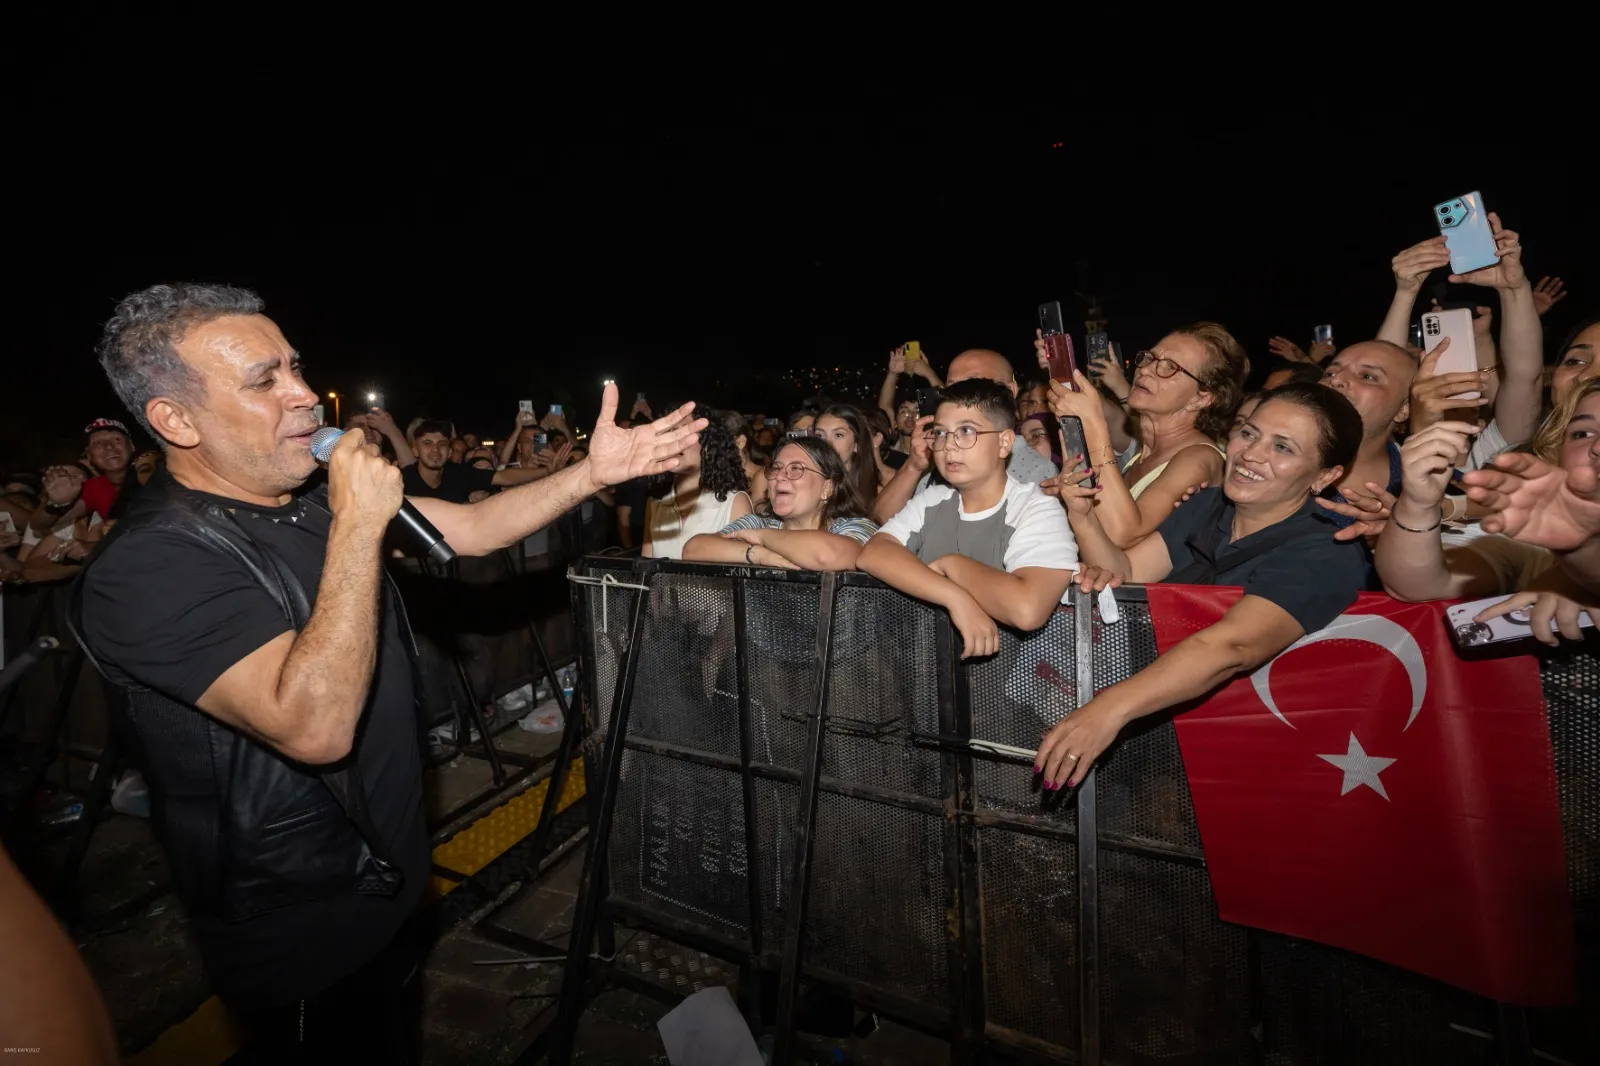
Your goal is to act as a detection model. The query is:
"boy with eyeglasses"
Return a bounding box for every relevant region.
[859,379,1078,655]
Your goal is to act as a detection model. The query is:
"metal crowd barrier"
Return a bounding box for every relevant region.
[540,557,1597,1066]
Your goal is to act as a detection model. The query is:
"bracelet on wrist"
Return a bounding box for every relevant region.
[1391,506,1444,534]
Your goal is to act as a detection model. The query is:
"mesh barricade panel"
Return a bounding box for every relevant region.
[1094,600,1203,854]
[979,829,1078,1052]
[1099,848,1251,1064]
[626,572,740,759]
[572,566,1594,1063]
[969,606,1077,821]
[804,791,949,1008]
[1259,934,1495,1066]
[822,585,942,798]
[1541,653,1600,933]
[742,579,821,774]
[609,748,750,945]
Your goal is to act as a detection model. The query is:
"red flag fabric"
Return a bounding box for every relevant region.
[1148,584,1574,1005]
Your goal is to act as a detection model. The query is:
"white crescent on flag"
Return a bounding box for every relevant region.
[1248,613,1428,731]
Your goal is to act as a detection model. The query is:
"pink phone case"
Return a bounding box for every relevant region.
[1421,310,1479,400]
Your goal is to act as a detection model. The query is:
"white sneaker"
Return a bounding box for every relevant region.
[496,683,534,714]
[111,770,150,818]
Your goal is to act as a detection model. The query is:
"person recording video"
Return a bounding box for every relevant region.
[1040,384,1370,789]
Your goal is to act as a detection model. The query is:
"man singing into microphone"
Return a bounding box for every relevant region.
[71,283,705,1060]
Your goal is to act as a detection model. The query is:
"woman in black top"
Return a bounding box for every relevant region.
[1037,384,1369,788]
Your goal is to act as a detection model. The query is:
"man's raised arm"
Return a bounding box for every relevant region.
[413,385,706,557]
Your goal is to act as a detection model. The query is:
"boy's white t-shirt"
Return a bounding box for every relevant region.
[878,475,1078,582]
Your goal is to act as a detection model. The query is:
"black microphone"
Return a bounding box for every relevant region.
[309,427,457,565]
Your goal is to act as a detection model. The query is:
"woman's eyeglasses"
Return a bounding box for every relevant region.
[765,461,823,481]
[1134,349,1204,386]
[923,426,1004,450]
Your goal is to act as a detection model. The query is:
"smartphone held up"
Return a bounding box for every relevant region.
[1038,301,1080,388]
[1422,309,1480,400]
[1039,299,1093,487]
[1433,191,1500,275]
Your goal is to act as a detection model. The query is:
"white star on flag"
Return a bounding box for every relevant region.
[1317,732,1398,800]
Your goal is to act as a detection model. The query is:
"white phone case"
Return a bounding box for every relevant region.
[1448,595,1593,647]
[1420,309,1479,400]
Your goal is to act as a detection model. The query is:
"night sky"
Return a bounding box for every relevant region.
[11,15,1593,468]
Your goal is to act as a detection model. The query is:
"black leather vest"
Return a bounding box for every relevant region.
[67,470,406,923]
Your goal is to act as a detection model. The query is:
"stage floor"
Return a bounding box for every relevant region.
[61,720,947,1064]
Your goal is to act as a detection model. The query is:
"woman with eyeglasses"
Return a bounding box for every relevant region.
[1037,323,1246,548]
[683,437,879,571]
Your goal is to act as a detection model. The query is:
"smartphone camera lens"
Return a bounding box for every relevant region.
[1455,622,1492,646]
[1439,206,1450,215]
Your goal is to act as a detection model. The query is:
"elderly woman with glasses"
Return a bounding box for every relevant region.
[684,437,879,571]
[1037,322,1246,548]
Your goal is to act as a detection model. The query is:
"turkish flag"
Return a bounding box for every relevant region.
[1149,585,1574,1005]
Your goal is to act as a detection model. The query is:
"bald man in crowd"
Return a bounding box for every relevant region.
[873,348,1059,524]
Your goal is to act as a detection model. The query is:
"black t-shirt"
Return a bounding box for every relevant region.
[401,461,494,504]
[78,483,428,1009]
[1155,487,1369,635]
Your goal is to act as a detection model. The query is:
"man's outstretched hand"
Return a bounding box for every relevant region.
[584,384,707,491]
[1462,452,1600,551]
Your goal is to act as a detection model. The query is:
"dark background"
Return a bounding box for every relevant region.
[8,14,1593,467]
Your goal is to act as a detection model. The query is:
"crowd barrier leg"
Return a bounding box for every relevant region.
[472,558,611,962]
[1073,587,1102,1066]
[0,586,53,737]
[732,578,768,1036]
[1496,1003,1533,1066]
[940,608,983,1065]
[771,572,839,1066]
[509,551,580,867]
[49,731,122,919]
[447,637,506,787]
[547,563,653,1065]
[2,645,86,844]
